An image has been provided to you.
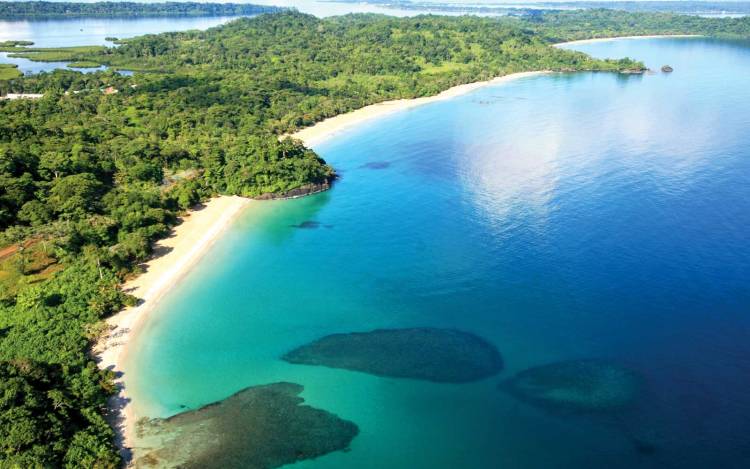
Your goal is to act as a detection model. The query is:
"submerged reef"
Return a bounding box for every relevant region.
[134,382,358,469]
[290,220,321,229]
[360,161,391,170]
[283,327,503,383]
[499,360,641,413]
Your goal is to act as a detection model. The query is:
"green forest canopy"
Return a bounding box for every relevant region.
[0,9,748,468]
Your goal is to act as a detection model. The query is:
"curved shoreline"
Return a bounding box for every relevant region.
[95,195,251,460]
[290,71,549,147]
[102,33,698,463]
[292,34,701,147]
[553,34,703,47]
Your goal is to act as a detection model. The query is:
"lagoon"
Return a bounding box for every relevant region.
[0,16,246,73]
[125,37,750,468]
[0,1,484,74]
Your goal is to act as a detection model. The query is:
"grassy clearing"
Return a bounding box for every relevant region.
[0,40,34,47]
[67,61,102,68]
[0,239,62,301]
[416,58,470,75]
[0,63,22,80]
[3,45,106,61]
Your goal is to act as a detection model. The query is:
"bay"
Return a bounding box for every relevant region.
[126,37,750,468]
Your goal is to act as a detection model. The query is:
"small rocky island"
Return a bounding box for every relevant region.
[661,65,674,73]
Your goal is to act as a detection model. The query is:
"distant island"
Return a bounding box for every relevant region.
[537,1,750,16]
[330,0,750,17]
[0,1,282,19]
[0,7,749,468]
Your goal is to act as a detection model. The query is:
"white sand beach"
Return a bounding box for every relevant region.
[554,34,702,47]
[95,195,251,457]
[291,34,704,147]
[291,71,549,146]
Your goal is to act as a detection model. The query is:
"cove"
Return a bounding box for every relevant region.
[125,37,750,468]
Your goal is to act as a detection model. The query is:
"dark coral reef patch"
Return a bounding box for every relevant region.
[360,161,391,170]
[499,360,641,413]
[134,382,358,469]
[290,220,321,229]
[283,327,503,383]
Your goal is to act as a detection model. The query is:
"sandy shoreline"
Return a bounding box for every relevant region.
[95,195,250,459]
[554,34,702,47]
[291,71,548,146]
[291,34,701,147]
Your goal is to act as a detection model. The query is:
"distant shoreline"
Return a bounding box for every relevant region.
[553,34,703,47]
[291,71,550,146]
[292,34,702,147]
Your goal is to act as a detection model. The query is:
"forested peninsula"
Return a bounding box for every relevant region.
[0,1,281,19]
[1,9,749,468]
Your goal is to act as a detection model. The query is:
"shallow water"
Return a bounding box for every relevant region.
[126,37,750,468]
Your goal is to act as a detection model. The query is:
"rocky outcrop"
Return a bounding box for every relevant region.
[254,176,335,200]
[661,65,674,73]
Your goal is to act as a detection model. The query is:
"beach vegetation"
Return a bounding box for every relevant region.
[67,61,102,69]
[2,45,107,62]
[0,64,22,81]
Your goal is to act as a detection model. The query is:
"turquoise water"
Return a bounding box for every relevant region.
[126,37,750,468]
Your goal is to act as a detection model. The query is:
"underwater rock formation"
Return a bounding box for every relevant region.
[360,161,391,169]
[283,327,503,383]
[499,360,641,413]
[134,382,358,469]
[291,220,321,229]
[255,179,333,200]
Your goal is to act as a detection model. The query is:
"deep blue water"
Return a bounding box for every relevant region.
[126,37,750,468]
